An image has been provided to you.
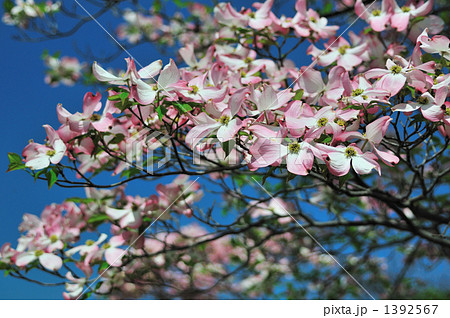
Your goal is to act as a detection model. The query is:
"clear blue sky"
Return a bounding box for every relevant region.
[0,0,448,299]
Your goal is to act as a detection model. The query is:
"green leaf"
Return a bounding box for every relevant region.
[156,105,168,121]
[3,0,14,12]
[175,103,193,113]
[411,16,425,25]
[65,197,97,204]
[108,133,125,145]
[107,94,121,101]
[119,92,129,102]
[7,152,22,165]
[221,140,235,158]
[262,166,277,185]
[120,167,142,179]
[321,2,333,15]
[152,0,162,13]
[339,173,352,188]
[173,0,188,8]
[87,214,110,224]
[406,85,416,98]
[46,168,58,189]
[286,172,296,182]
[6,152,25,172]
[293,89,304,101]
[421,53,435,63]
[363,27,373,35]
[33,169,46,182]
[98,261,109,272]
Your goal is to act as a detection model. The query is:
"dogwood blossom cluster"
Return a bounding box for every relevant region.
[3,0,450,299]
[0,176,204,297]
[15,0,449,181]
[2,0,60,28]
[117,3,216,49]
[43,52,86,87]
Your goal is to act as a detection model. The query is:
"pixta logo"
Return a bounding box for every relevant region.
[125,128,171,173]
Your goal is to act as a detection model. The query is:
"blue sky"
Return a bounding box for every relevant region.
[0,0,449,299]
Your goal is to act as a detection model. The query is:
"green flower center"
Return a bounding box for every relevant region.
[289,142,301,154]
[85,239,95,246]
[189,85,199,95]
[219,115,230,125]
[351,88,364,97]
[445,108,450,116]
[102,243,111,250]
[317,117,328,127]
[390,65,402,74]
[345,147,357,158]
[417,96,429,105]
[335,119,346,127]
[244,57,253,64]
[46,150,56,156]
[34,250,44,257]
[309,16,317,23]
[372,9,381,16]
[401,6,410,12]
[50,235,58,243]
[90,114,101,122]
[248,12,256,19]
[152,85,159,91]
[338,45,350,55]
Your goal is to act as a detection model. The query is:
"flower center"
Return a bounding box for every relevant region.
[90,114,101,121]
[46,150,56,156]
[351,88,364,97]
[248,12,256,19]
[85,239,95,246]
[102,243,111,250]
[309,16,317,23]
[317,117,328,127]
[338,45,350,55]
[219,115,230,125]
[34,250,44,257]
[50,235,58,243]
[244,57,253,64]
[445,108,450,116]
[152,85,159,91]
[417,96,429,105]
[372,9,381,16]
[335,119,346,126]
[401,6,410,12]
[189,85,199,95]
[289,142,301,154]
[345,147,357,158]
[390,65,402,74]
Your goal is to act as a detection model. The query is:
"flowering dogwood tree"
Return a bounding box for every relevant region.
[2,0,450,299]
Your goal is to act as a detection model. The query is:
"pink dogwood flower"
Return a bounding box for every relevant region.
[393,90,447,122]
[390,0,433,32]
[186,88,247,146]
[318,143,381,176]
[338,116,399,166]
[16,249,62,271]
[308,37,368,71]
[417,29,450,61]
[57,92,113,133]
[22,125,66,170]
[355,0,391,32]
[133,59,184,104]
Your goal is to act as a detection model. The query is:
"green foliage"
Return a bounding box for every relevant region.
[6,152,25,172]
[87,214,110,224]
